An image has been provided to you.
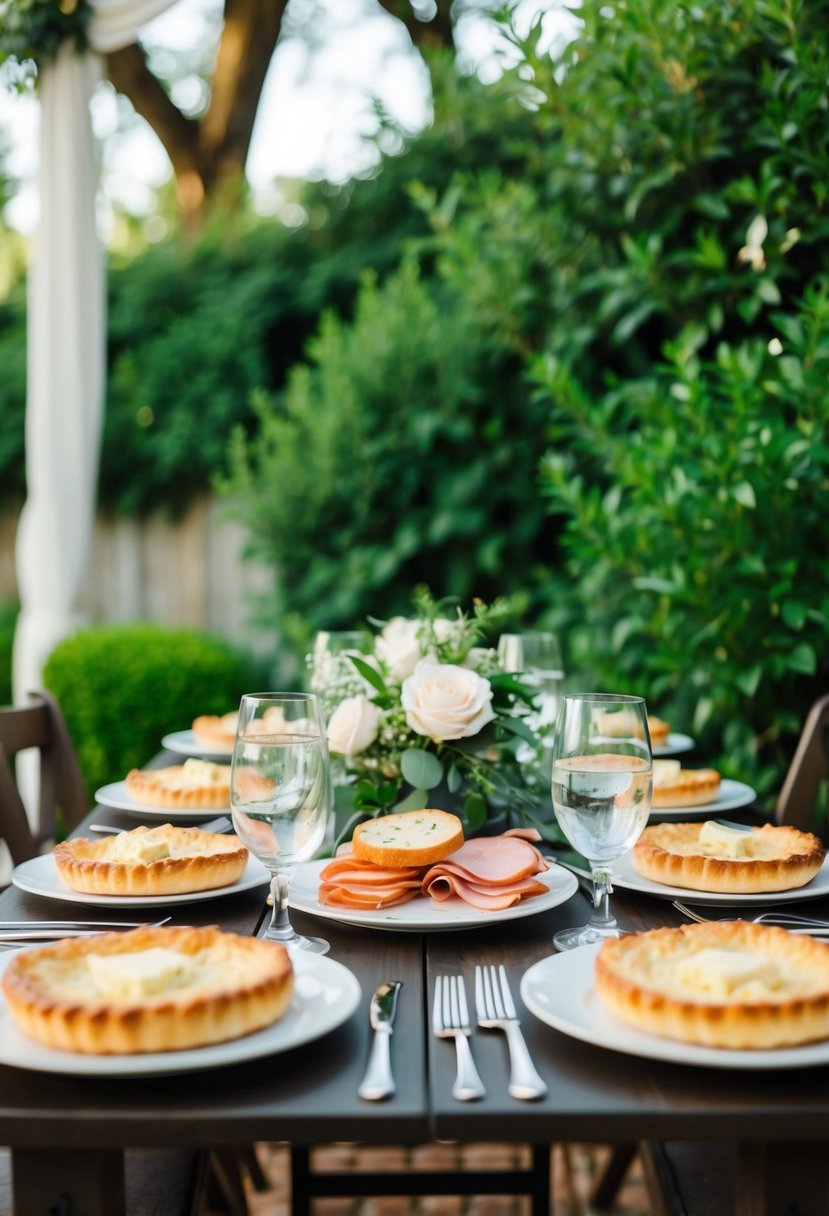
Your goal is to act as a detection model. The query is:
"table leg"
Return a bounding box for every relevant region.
[12,1147,125,1216]
[736,1141,829,1216]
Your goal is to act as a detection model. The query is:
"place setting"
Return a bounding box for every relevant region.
[0,691,363,1078]
[511,691,829,1073]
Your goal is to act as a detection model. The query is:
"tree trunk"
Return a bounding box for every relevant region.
[105,0,287,233]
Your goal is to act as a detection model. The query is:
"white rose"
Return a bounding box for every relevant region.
[326,695,381,756]
[401,660,496,742]
[376,617,423,679]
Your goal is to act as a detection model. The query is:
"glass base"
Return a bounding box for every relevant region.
[553,921,621,951]
[264,928,330,955]
[293,933,330,955]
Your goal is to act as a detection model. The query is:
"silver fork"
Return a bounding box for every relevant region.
[0,916,172,941]
[673,900,829,934]
[432,975,486,1102]
[475,964,547,1101]
[88,816,233,834]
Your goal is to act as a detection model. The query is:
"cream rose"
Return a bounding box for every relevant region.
[401,660,495,742]
[376,617,423,680]
[326,695,381,756]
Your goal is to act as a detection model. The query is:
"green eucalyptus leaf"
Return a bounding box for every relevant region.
[393,787,429,812]
[400,748,444,790]
[462,793,487,831]
[446,763,462,794]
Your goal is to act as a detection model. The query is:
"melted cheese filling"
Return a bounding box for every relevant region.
[652,759,681,788]
[103,827,232,865]
[108,830,172,864]
[31,946,256,1004]
[153,759,228,789]
[696,820,752,859]
[618,943,825,1004]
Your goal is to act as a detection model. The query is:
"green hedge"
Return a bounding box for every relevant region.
[0,601,16,706]
[43,624,264,794]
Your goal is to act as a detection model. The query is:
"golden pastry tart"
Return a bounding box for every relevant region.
[125,758,230,809]
[595,921,829,1049]
[1,925,293,1055]
[191,706,290,751]
[651,760,721,807]
[191,711,238,750]
[631,820,825,894]
[595,709,670,744]
[53,824,249,896]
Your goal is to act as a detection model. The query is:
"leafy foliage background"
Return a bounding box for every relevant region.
[1,1,827,802]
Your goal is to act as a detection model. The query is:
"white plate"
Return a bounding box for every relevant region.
[162,730,232,761]
[586,851,829,907]
[652,778,756,818]
[0,950,360,1077]
[653,732,694,756]
[12,854,270,908]
[95,780,230,818]
[521,944,829,1070]
[289,858,578,932]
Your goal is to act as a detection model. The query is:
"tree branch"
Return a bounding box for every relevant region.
[374,0,455,51]
[104,42,198,176]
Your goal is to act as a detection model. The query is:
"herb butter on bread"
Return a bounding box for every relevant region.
[351,809,464,869]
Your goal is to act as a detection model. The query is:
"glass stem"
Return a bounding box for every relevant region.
[267,872,295,941]
[589,864,618,933]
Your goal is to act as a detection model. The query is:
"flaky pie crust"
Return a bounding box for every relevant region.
[652,768,721,808]
[192,712,238,751]
[595,921,829,1049]
[1,925,294,1055]
[125,760,231,809]
[53,825,249,896]
[632,821,825,893]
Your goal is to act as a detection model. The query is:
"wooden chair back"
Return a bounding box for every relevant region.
[0,690,90,865]
[774,693,829,837]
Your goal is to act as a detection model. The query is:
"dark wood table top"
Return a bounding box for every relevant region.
[3,803,829,1158]
[426,887,829,1145]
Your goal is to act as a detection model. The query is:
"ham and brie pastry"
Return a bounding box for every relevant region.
[651,760,721,808]
[2,925,293,1055]
[54,824,249,897]
[125,758,230,809]
[595,921,829,1049]
[631,820,825,894]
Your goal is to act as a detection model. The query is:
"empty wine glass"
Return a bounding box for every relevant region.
[498,631,565,742]
[551,693,652,951]
[230,692,332,954]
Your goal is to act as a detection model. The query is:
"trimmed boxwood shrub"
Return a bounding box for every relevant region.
[0,601,16,706]
[43,624,264,794]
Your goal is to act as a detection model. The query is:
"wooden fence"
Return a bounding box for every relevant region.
[0,498,272,655]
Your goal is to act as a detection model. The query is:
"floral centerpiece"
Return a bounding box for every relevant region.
[308,595,556,844]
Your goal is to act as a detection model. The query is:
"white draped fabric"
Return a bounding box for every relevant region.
[12,0,180,705]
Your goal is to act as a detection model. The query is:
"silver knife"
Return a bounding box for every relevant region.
[358,980,402,1101]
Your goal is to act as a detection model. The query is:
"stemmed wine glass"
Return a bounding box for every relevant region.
[230,692,332,955]
[498,631,565,745]
[551,693,652,951]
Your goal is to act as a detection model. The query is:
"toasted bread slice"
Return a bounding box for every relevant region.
[352,809,464,869]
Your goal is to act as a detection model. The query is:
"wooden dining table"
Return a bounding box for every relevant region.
[2,800,829,1216]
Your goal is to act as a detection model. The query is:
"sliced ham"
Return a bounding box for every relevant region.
[319,879,423,909]
[421,835,549,888]
[423,873,550,910]
[317,828,553,913]
[320,857,425,886]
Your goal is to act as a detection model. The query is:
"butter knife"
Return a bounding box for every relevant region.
[358,980,402,1101]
